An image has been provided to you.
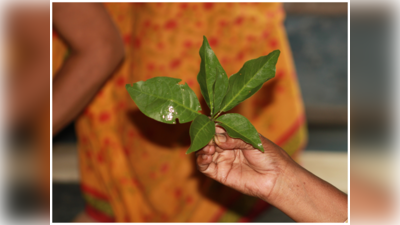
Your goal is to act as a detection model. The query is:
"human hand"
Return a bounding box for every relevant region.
[196,125,294,201]
[196,125,348,222]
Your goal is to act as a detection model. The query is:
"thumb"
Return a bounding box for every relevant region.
[214,133,254,150]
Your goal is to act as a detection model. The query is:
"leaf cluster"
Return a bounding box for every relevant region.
[126,36,280,154]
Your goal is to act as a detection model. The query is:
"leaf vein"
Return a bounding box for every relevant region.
[135,87,200,115]
[217,120,254,143]
[220,56,274,112]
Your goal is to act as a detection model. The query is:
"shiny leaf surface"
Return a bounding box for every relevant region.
[197,36,228,116]
[216,113,264,152]
[186,114,215,154]
[126,77,201,124]
[220,50,280,112]
[212,66,229,115]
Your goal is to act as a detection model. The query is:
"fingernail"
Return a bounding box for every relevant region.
[202,155,207,159]
[216,134,226,143]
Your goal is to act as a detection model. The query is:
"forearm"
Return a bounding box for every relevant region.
[52,2,124,135]
[264,159,348,222]
[52,46,123,135]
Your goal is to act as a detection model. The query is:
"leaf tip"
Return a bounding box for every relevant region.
[202,35,210,47]
[257,143,265,152]
[273,49,281,57]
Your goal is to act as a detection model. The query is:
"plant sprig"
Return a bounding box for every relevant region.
[126,36,280,154]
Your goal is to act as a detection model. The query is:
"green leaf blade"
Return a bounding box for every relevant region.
[197,36,228,116]
[215,113,264,152]
[186,114,216,154]
[220,50,280,112]
[213,66,229,115]
[126,77,202,124]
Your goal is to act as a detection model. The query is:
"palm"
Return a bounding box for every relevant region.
[206,141,285,199]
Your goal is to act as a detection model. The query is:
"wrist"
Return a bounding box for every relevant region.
[257,135,298,203]
[261,156,300,204]
[261,156,348,222]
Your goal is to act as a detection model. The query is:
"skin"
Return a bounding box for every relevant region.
[7,5,50,129]
[196,126,348,222]
[52,3,124,221]
[52,3,125,135]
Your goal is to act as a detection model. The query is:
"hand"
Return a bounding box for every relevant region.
[196,126,293,201]
[196,126,348,222]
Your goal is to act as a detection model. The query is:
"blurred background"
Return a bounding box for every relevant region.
[2,0,49,224]
[49,2,348,222]
[350,1,398,224]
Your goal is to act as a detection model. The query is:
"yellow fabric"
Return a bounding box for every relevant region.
[52,3,307,222]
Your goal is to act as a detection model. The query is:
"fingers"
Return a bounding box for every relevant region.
[196,146,216,175]
[215,125,253,150]
[195,137,218,174]
[196,144,215,156]
[214,133,254,150]
[195,138,215,172]
[215,126,225,133]
[196,154,213,172]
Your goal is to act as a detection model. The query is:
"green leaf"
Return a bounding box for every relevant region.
[126,77,201,124]
[197,36,228,116]
[215,113,264,152]
[212,66,229,115]
[186,114,215,154]
[219,50,280,112]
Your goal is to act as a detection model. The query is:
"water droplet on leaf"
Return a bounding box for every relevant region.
[167,113,173,121]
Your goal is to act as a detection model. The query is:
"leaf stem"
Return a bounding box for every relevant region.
[212,111,222,120]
